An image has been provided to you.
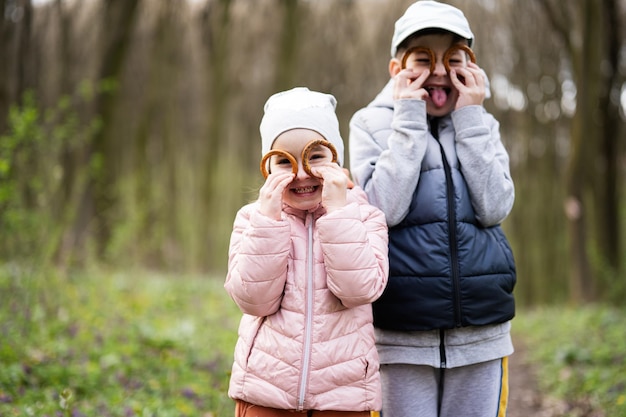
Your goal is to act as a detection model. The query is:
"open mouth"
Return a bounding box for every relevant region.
[425,86,451,108]
[292,186,318,194]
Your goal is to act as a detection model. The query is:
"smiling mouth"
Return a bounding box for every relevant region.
[292,186,317,194]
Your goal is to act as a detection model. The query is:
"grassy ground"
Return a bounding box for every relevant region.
[0,266,240,416]
[512,306,626,416]
[1,266,625,416]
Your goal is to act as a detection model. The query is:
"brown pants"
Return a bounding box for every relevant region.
[235,400,375,417]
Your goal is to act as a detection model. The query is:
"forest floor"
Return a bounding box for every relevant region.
[507,337,569,417]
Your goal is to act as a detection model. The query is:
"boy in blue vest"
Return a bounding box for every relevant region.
[349,1,516,416]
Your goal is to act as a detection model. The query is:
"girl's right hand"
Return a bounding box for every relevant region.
[393,68,430,100]
[258,172,294,220]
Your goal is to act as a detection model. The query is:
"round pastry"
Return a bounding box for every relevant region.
[302,139,338,178]
[443,44,476,73]
[401,46,436,73]
[260,150,298,179]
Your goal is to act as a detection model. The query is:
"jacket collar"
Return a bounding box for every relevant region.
[283,203,326,222]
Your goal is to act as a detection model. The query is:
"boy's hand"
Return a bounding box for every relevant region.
[312,164,348,213]
[393,69,430,100]
[450,62,486,108]
[258,172,294,220]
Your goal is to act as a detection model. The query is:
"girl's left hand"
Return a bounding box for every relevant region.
[450,62,486,109]
[311,164,348,213]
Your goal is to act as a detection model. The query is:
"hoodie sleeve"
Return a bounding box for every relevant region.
[316,191,389,308]
[349,96,429,227]
[452,106,515,226]
[224,203,290,317]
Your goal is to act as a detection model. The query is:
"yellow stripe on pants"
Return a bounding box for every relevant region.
[498,356,509,417]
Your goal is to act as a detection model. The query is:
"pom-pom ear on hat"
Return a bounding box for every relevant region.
[260,87,345,166]
[391,0,474,58]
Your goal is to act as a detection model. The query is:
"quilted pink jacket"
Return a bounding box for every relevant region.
[225,186,388,412]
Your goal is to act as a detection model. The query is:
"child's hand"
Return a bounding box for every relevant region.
[258,172,294,220]
[393,69,431,101]
[342,168,355,189]
[450,62,486,108]
[312,164,348,213]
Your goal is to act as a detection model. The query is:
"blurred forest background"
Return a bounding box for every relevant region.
[1,0,625,307]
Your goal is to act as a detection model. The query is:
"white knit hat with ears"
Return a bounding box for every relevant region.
[390,0,474,58]
[260,87,345,167]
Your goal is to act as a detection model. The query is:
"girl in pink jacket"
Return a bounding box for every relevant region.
[225,87,389,417]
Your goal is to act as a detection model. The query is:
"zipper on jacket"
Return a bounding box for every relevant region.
[297,214,314,410]
[432,118,462,327]
[437,329,446,415]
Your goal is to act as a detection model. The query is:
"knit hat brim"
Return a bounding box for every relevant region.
[260,87,344,167]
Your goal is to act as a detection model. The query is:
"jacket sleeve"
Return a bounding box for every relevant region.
[316,195,389,308]
[349,99,429,227]
[224,204,290,317]
[452,106,515,226]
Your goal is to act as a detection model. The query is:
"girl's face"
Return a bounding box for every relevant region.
[269,129,333,211]
[397,33,469,117]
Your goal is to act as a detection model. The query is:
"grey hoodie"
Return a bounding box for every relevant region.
[349,79,515,368]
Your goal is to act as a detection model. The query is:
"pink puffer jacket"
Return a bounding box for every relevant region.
[225,186,388,412]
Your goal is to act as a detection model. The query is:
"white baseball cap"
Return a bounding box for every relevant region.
[391,1,474,58]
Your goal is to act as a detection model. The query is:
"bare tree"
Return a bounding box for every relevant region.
[0,0,11,134]
[0,0,29,133]
[199,0,233,267]
[273,0,301,91]
[536,0,623,302]
[15,0,33,101]
[81,0,141,258]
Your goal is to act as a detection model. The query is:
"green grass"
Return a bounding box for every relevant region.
[0,266,240,416]
[2,266,625,417]
[513,306,626,416]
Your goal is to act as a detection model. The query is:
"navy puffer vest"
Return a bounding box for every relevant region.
[372,119,516,331]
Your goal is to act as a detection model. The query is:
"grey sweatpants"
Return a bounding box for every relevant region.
[380,358,509,417]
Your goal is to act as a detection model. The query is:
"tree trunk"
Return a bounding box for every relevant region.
[16,0,33,102]
[565,0,601,302]
[201,0,232,268]
[593,0,621,276]
[76,0,141,260]
[536,0,622,303]
[0,0,14,133]
[274,0,301,91]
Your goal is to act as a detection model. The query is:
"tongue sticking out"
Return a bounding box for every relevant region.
[430,88,448,108]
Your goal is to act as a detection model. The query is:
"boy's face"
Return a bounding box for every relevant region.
[269,129,334,211]
[391,33,470,117]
